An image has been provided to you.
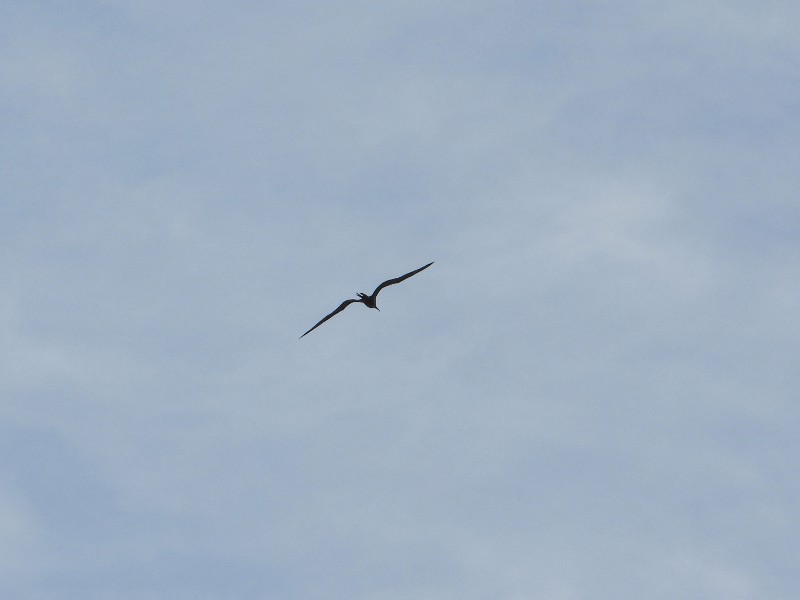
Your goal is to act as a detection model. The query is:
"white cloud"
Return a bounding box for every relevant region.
[2,1,799,598]
[0,483,43,581]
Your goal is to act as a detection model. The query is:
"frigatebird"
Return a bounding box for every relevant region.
[300,262,433,338]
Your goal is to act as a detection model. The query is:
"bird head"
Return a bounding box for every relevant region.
[356,292,379,310]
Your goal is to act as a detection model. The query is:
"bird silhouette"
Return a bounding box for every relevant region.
[300,262,434,338]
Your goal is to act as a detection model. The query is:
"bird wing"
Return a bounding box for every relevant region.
[299,299,361,338]
[371,262,434,298]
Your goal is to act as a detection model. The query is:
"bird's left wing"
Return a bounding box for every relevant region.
[299,299,360,338]
[371,262,434,297]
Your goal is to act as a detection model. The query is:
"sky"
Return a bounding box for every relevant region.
[2,1,799,598]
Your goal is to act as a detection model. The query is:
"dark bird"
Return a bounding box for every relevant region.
[300,262,434,338]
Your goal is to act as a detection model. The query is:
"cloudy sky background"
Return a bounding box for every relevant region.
[2,1,799,598]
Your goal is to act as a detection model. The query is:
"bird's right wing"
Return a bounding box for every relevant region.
[299,299,360,338]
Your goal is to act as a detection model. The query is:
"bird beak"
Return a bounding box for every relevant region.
[376,307,380,311]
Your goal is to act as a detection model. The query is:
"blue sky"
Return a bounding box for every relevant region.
[2,1,799,598]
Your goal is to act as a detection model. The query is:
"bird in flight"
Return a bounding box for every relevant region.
[300,262,434,338]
